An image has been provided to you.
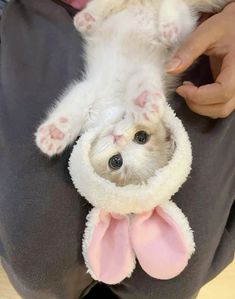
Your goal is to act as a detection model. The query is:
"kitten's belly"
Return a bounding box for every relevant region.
[87,5,159,54]
[85,5,166,82]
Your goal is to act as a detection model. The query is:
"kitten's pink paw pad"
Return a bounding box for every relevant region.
[134,91,148,107]
[145,94,165,121]
[48,125,65,140]
[159,22,180,45]
[36,118,71,156]
[74,12,96,33]
[131,91,165,123]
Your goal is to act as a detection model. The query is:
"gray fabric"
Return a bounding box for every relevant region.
[0,0,234,299]
[0,0,8,15]
[0,0,8,9]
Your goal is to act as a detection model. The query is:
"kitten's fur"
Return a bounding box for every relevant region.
[36,0,231,186]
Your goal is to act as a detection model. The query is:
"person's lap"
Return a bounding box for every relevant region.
[0,1,234,299]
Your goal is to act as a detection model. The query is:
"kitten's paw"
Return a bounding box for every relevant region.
[73,11,96,33]
[158,22,180,46]
[35,117,71,157]
[131,91,165,123]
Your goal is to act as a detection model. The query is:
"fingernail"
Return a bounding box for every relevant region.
[177,85,196,99]
[165,58,182,72]
[176,88,187,98]
[183,81,194,86]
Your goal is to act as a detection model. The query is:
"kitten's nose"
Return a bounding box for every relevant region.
[113,135,124,144]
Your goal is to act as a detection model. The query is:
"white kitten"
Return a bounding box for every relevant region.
[35,0,230,186]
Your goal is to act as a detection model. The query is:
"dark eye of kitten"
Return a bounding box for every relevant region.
[108,153,123,170]
[134,131,149,144]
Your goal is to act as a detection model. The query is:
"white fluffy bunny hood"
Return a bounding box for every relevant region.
[69,104,192,215]
[68,104,195,285]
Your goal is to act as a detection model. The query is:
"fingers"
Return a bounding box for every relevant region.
[184,97,235,118]
[176,52,235,106]
[166,14,224,74]
[177,83,226,105]
[177,82,233,105]
[166,5,235,118]
[177,78,235,119]
[177,80,235,119]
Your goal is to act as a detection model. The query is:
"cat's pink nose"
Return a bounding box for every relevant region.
[113,135,123,144]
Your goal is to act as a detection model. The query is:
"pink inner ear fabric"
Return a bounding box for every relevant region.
[131,207,189,279]
[87,211,134,284]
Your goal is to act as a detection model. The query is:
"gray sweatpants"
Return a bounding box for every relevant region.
[0,1,234,298]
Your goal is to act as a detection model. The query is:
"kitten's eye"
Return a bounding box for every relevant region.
[134,131,149,144]
[108,154,123,170]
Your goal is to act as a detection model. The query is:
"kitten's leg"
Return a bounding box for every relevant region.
[74,0,124,33]
[35,81,94,157]
[125,69,166,123]
[158,0,196,47]
[73,10,97,34]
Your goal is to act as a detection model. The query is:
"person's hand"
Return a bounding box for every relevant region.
[166,3,235,118]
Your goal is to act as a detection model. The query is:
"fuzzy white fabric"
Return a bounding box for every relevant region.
[82,208,101,279]
[69,103,192,215]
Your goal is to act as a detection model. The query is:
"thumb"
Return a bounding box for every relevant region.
[165,15,222,74]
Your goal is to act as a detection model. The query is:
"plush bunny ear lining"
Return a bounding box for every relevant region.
[83,202,195,284]
[131,205,193,280]
[83,209,136,285]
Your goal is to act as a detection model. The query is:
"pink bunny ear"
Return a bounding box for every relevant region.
[85,210,135,284]
[131,205,191,280]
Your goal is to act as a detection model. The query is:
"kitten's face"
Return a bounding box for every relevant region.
[89,118,173,186]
